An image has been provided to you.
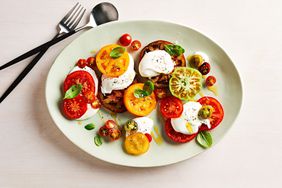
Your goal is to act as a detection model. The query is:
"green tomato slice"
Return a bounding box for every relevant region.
[169,67,202,100]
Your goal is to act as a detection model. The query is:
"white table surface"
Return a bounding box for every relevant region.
[0,0,281,187]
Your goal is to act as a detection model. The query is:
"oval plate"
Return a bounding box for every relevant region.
[45,20,243,167]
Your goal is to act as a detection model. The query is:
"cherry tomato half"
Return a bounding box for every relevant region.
[206,76,216,87]
[160,96,183,118]
[130,40,141,51]
[198,62,210,75]
[108,129,121,141]
[62,95,87,120]
[145,133,152,142]
[99,120,121,141]
[105,120,119,130]
[99,125,109,137]
[119,33,132,46]
[91,96,101,109]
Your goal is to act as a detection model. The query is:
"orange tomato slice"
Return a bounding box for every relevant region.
[96,44,130,77]
[124,83,157,116]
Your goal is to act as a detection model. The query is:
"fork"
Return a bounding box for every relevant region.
[0,3,86,103]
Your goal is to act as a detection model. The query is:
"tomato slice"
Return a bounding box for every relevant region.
[124,133,150,155]
[160,96,183,118]
[124,83,157,116]
[197,97,224,130]
[96,44,130,77]
[165,119,197,143]
[98,90,127,113]
[62,95,87,119]
[63,70,95,101]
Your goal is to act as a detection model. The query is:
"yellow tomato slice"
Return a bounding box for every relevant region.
[96,44,130,77]
[124,83,157,116]
[124,133,150,155]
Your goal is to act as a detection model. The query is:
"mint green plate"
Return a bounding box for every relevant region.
[45,20,243,167]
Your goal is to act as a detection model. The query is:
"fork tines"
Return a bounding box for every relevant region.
[62,3,86,31]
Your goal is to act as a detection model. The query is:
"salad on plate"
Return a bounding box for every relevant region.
[60,33,224,156]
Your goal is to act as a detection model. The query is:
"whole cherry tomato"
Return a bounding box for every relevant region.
[76,59,87,68]
[86,57,96,69]
[119,33,132,46]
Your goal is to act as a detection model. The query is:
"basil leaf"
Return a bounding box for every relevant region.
[84,123,95,130]
[134,89,149,98]
[143,81,154,95]
[164,44,185,56]
[64,84,82,99]
[196,131,213,148]
[110,47,125,59]
[94,135,102,146]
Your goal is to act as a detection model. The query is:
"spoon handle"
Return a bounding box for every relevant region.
[0,30,77,71]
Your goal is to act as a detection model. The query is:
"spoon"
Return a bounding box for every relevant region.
[0,2,119,71]
[0,2,119,103]
[76,2,119,31]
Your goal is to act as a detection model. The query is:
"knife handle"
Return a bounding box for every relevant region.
[0,30,76,71]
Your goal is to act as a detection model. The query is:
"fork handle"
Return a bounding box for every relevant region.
[0,30,76,70]
[0,33,62,103]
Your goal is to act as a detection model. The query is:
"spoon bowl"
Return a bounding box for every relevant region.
[83,2,119,29]
[92,2,119,26]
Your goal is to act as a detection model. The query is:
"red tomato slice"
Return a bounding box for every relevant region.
[165,119,197,143]
[63,70,95,101]
[197,96,224,131]
[62,95,87,119]
[160,96,183,118]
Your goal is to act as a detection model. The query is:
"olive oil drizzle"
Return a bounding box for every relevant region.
[98,111,104,121]
[151,126,163,145]
[110,112,119,124]
[207,85,218,96]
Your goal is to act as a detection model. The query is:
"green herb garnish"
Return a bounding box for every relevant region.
[84,123,95,130]
[134,89,148,98]
[133,81,154,98]
[164,44,185,56]
[64,84,82,99]
[110,46,125,59]
[143,80,155,94]
[196,131,213,148]
[94,135,102,146]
